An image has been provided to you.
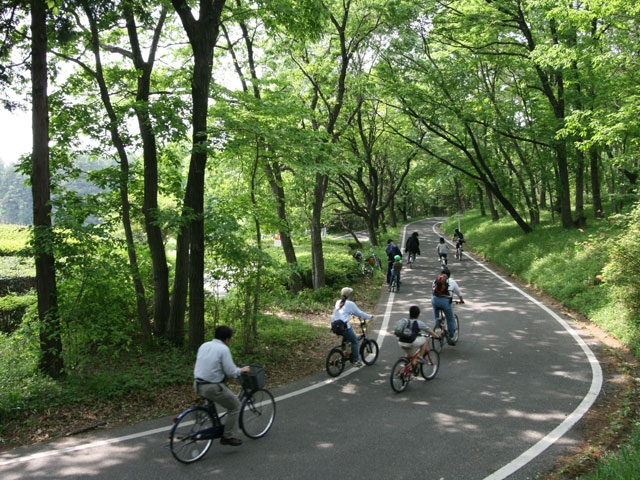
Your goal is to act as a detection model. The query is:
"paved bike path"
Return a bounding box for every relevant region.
[0,218,602,479]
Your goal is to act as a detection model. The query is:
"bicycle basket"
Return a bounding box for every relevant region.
[241,365,265,391]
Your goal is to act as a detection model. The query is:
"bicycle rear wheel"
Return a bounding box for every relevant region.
[240,388,276,439]
[169,406,216,464]
[326,347,346,377]
[360,339,379,365]
[421,349,440,380]
[451,314,460,343]
[390,357,410,393]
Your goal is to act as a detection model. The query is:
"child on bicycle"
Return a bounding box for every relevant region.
[392,254,403,285]
[397,306,439,365]
[436,237,448,265]
[331,287,374,367]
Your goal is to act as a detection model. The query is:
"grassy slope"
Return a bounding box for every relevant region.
[441,210,640,479]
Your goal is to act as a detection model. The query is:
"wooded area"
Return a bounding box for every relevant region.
[1,0,638,377]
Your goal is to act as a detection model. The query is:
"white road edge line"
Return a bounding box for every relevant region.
[430,220,603,480]
[1,220,603,477]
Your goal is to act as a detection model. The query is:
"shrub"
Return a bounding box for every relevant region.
[602,203,640,319]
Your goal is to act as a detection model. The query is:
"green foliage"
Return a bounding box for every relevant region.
[442,207,640,348]
[0,291,36,333]
[602,204,640,317]
[443,207,640,479]
[0,256,33,279]
[0,225,30,256]
[579,427,640,479]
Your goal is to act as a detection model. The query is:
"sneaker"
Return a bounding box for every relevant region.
[221,437,243,446]
[353,361,363,367]
[416,356,425,364]
[447,338,457,346]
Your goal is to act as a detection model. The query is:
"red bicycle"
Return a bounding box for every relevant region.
[390,334,440,393]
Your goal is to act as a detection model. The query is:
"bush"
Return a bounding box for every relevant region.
[602,203,640,319]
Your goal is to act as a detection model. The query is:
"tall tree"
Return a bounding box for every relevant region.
[31,0,63,378]
[169,0,226,351]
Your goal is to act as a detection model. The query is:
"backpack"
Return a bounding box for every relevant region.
[394,318,419,343]
[331,320,347,335]
[433,273,449,297]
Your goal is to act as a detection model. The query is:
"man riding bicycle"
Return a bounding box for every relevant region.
[193,326,250,447]
[404,232,420,263]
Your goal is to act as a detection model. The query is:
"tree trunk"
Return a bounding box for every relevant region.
[31,0,63,379]
[265,162,303,293]
[590,148,604,218]
[171,0,226,352]
[125,6,171,337]
[311,172,328,290]
[84,5,151,342]
[574,149,586,227]
[486,184,499,222]
[476,184,486,217]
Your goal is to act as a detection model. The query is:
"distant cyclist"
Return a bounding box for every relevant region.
[436,237,448,265]
[453,228,465,259]
[404,232,420,264]
[391,254,403,285]
[385,239,402,284]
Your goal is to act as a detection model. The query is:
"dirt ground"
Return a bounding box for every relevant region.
[2,288,638,479]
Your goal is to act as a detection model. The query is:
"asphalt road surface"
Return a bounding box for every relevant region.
[0,218,602,480]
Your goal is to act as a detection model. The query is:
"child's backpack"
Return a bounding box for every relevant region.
[433,273,449,296]
[394,318,419,343]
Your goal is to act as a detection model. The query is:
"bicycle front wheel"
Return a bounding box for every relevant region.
[363,263,374,276]
[432,315,445,353]
[390,357,410,393]
[360,339,379,365]
[240,388,276,439]
[326,347,346,377]
[421,349,440,380]
[169,406,215,464]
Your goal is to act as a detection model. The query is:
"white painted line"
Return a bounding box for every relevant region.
[1,219,603,479]
[430,220,603,480]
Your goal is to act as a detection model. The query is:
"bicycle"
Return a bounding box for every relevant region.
[388,270,400,292]
[455,240,465,261]
[406,251,416,267]
[169,365,276,464]
[353,250,374,276]
[390,334,440,393]
[439,254,448,267]
[430,300,461,353]
[326,317,379,377]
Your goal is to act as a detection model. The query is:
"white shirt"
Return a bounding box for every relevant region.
[331,299,372,329]
[448,278,463,298]
[193,338,241,383]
